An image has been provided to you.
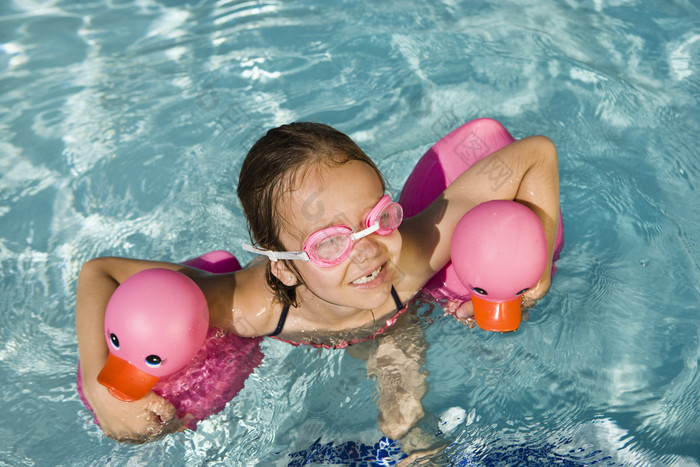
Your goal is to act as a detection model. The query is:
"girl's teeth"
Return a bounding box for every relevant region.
[352,267,381,285]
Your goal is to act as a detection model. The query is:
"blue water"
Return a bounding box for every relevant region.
[1,0,699,466]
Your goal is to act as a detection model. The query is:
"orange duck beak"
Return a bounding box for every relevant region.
[97,353,160,402]
[471,294,522,332]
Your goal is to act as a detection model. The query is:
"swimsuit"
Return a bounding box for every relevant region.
[268,286,408,350]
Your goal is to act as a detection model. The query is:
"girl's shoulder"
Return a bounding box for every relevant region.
[211,261,279,338]
[396,216,443,294]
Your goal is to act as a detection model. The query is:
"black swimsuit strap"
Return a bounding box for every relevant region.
[390,285,404,310]
[268,304,290,337]
[268,285,404,337]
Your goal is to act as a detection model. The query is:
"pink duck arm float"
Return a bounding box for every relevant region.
[97,268,210,401]
[451,200,548,331]
[77,251,263,431]
[400,118,564,332]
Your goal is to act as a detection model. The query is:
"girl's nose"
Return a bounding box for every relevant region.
[349,236,381,265]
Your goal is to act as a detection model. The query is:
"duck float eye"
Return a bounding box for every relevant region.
[109,333,120,349]
[473,287,488,296]
[516,288,529,296]
[145,355,162,368]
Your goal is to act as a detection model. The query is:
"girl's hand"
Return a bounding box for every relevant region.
[83,377,183,443]
[443,300,476,328]
[522,275,551,310]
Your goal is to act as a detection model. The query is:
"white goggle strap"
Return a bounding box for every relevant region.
[241,244,310,262]
[350,222,380,241]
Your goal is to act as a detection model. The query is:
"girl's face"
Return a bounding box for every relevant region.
[276,160,403,313]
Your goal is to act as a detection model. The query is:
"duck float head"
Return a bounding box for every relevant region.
[97,268,209,401]
[450,200,547,332]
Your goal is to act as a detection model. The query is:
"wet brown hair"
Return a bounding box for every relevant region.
[237,122,386,307]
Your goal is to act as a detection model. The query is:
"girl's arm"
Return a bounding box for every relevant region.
[400,135,560,302]
[366,311,428,441]
[75,257,196,441]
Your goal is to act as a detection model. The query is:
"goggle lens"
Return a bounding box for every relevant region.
[307,228,353,265]
[374,201,403,234]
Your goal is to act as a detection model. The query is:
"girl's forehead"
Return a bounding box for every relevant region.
[277,161,384,238]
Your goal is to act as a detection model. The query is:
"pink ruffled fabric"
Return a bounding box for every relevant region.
[151,328,262,430]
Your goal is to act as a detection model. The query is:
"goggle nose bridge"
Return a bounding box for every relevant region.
[349,222,380,242]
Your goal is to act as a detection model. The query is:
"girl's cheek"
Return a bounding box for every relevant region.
[301,263,345,287]
[388,231,403,258]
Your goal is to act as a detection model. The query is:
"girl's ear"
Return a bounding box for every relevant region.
[270,260,298,287]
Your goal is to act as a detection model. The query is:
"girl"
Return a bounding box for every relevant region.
[76,121,560,443]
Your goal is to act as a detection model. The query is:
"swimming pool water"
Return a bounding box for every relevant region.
[1,0,699,465]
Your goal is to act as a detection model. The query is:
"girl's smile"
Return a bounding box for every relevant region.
[350,262,388,288]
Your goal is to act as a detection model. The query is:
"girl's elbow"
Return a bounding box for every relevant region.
[531,135,559,166]
[78,256,120,285]
[80,257,108,276]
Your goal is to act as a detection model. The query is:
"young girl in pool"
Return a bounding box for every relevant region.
[76,121,560,444]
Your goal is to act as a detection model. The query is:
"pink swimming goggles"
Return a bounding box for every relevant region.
[242,195,403,267]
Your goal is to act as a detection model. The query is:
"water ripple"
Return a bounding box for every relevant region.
[1,1,699,465]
